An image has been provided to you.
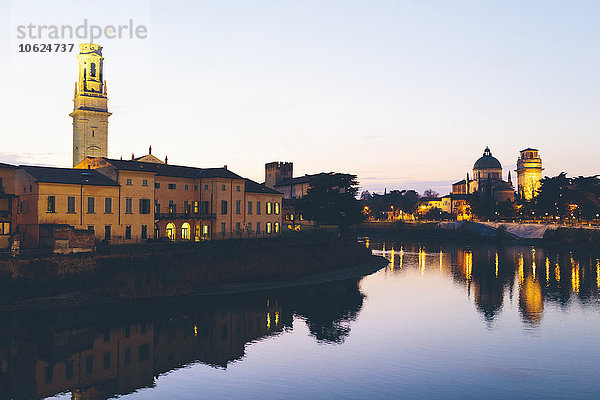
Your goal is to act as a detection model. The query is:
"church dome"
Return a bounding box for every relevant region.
[473,147,502,170]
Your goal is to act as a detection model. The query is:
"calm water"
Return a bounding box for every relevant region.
[2,237,600,399]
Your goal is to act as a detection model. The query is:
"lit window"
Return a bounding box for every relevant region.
[194,201,199,213]
[266,202,272,215]
[274,202,280,215]
[275,222,280,233]
[266,222,272,234]
[166,223,176,241]
[182,222,191,240]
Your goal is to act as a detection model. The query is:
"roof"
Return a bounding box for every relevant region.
[100,158,246,180]
[245,179,282,195]
[453,179,467,185]
[0,162,18,169]
[20,166,119,187]
[274,173,325,187]
[520,147,538,152]
[473,147,502,170]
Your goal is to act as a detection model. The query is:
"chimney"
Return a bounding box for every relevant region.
[224,165,228,169]
[149,145,152,155]
[131,153,135,160]
[165,155,168,164]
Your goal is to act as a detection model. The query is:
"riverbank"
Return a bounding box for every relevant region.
[0,235,386,311]
[357,221,600,248]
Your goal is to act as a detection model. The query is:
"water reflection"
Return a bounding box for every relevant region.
[368,239,600,326]
[0,279,364,400]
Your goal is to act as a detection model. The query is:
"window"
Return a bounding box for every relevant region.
[138,343,150,361]
[203,225,209,235]
[88,225,94,233]
[166,223,176,241]
[104,225,111,241]
[194,185,198,191]
[0,222,9,235]
[221,184,226,191]
[184,201,191,214]
[168,183,176,190]
[256,202,261,215]
[87,197,95,213]
[125,198,133,214]
[236,200,241,214]
[204,184,209,190]
[19,201,25,214]
[105,198,112,214]
[90,62,96,77]
[168,200,176,213]
[142,179,148,186]
[44,365,53,383]
[266,222,272,234]
[274,202,280,215]
[65,360,74,380]
[194,201,199,213]
[124,347,132,366]
[182,222,191,240]
[155,201,160,214]
[256,222,260,233]
[236,222,241,232]
[221,222,226,236]
[202,201,209,214]
[275,222,280,233]
[266,202,272,215]
[185,184,189,190]
[141,225,148,239]
[236,185,241,192]
[248,202,253,214]
[221,200,228,215]
[67,196,76,214]
[125,225,131,240]
[46,196,55,213]
[139,198,151,214]
[155,182,160,188]
[126,178,133,185]
[85,355,94,375]
[247,223,253,233]
[103,352,111,370]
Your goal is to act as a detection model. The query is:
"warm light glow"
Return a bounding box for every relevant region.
[266,313,271,330]
[545,258,550,287]
[518,253,524,287]
[465,251,472,282]
[596,259,600,292]
[194,325,198,337]
[571,258,580,294]
[275,311,279,326]
[495,252,499,278]
[555,262,561,283]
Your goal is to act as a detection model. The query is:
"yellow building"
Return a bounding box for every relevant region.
[15,166,122,248]
[516,148,543,200]
[0,163,18,249]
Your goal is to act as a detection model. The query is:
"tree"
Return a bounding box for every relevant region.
[298,173,364,230]
[423,189,440,198]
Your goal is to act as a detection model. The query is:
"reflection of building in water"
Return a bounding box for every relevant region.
[519,274,543,325]
[0,279,364,400]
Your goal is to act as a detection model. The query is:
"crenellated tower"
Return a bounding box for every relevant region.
[70,43,112,166]
[516,148,543,200]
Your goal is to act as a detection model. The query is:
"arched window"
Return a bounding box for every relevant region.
[90,63,97,77]
[166,223,176,241]
[182,223,191,241]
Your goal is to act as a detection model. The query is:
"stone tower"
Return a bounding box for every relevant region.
[70,43,112,166]
[265,162,293,189]
[516,148,543,200]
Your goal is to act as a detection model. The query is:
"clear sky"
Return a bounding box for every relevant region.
[1,0,599,195]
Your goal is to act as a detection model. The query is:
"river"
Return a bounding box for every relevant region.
[2,237,600,399]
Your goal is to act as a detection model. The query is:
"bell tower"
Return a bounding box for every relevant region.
[70,43,112,166]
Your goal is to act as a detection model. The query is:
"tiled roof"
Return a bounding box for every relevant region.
[101,159,246,180]
[20,166,119,187]
[0,162,18,169]
[245,179,281,195]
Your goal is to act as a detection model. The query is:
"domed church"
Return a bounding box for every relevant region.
[452,147,515,203]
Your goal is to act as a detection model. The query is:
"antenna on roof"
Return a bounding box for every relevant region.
[149,145,152,155]
[165,155,168,165]
[131,153,135,160]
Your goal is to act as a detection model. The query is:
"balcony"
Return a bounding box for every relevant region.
[155,212,216,220]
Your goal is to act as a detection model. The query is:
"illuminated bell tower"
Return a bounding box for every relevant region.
[70,43,112,166]
[516,148,543,200]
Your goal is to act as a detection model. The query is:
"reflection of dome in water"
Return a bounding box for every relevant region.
[473,146,502,170]
[519,275,544,325]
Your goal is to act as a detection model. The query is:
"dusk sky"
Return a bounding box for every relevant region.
[1,0,599,194]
